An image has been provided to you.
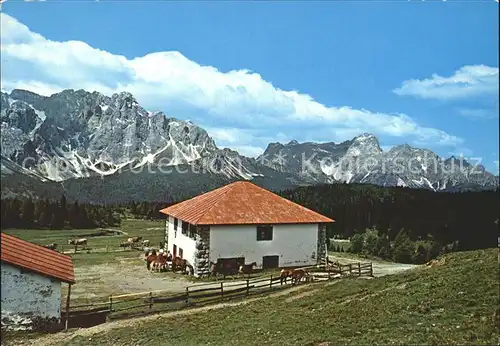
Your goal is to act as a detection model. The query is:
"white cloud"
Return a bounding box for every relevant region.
[393,65,499,101]
[458,107,499,120]
[0,13,464,153]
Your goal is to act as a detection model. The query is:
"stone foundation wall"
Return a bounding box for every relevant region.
[316,224,327,264]
[193,227,210,277]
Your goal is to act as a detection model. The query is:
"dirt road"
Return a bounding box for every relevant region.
[327,254,418,277]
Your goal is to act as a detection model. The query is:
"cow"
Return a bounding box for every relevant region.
[119,241,131,249]
[44,243,57,251]
[127,236,142,243]
[68,238,87,247]
[142,239,150,247]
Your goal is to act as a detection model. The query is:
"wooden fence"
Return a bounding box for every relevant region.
[317,258,374,278]
[62,261,373,328]
[58,243,144,254]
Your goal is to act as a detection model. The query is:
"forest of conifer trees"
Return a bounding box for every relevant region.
[278,183,499,251]
[1,183,498,259]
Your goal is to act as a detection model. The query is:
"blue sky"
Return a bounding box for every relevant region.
[1,0,499,172]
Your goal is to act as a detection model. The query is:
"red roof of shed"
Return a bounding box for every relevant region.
[1,233,75,284]
[159,180,335,225]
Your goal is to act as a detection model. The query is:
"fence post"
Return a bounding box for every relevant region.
[220,282,224,300]
[349,263,352,275]
[270,275,273,289]
[370,263,374,277]
[149,291,153,309]
[328,266,331,280]
[185,287,189,304]
[109,295,113,313]
[246,279,250,296]
[358,263,361,276]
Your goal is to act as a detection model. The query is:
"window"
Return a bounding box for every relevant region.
[182,221,189,236]
[257,225,273,241]
[179,247,184,259]
[173,218,178,238]
[189,224,197,239]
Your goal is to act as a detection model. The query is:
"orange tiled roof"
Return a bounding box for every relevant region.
[159,180,335,225]
[1,233,75,284]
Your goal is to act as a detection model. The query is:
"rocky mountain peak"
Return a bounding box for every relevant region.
[1,88,498,195]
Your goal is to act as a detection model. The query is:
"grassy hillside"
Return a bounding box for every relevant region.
[45,248,498,346]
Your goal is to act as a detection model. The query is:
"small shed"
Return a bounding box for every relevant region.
[159,180,335,276]
[1,233,75,331]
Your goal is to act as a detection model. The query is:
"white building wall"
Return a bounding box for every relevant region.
[1,262,61,330]
[209,223,318,268]
[165,216,197,267]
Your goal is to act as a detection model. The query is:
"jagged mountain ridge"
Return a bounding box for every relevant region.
[1,88,498,202]
[1,89,266,182]
[259,133,499,191]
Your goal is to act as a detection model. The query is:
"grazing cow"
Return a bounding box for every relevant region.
[280,268,294,285]
[119,241,131,248]
[68,238,87,247]
[127,236,143,243]
[44,243,57,251]
[239,261,257,277]
[290,268,311,285]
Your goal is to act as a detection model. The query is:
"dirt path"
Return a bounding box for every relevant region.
[26,285,309,346]
[67,256,192,302]
[327,254,418,277]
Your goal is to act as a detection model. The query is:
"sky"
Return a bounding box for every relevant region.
[1,0,499,173]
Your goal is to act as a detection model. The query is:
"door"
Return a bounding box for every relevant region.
[179,247,183,259]
[262,255,279,269]
[173,244,177,257]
